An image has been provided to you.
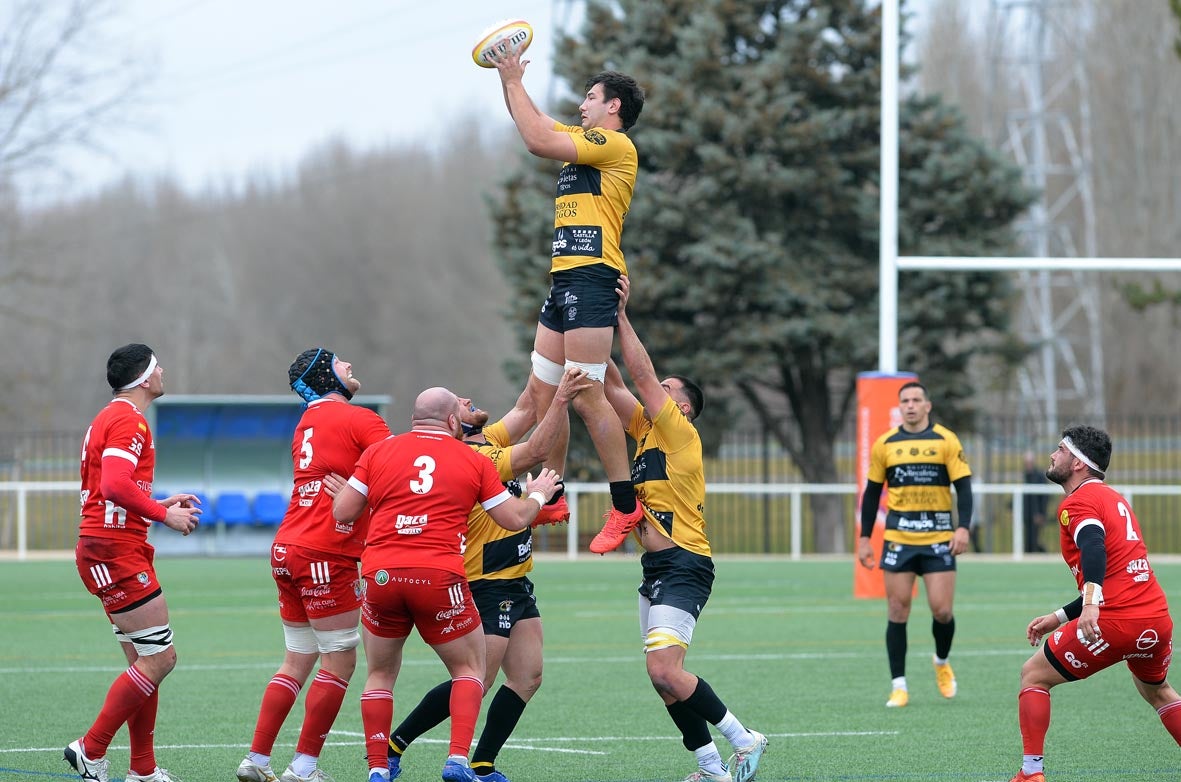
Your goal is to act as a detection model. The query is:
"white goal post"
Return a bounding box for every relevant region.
[877,3,1181,375]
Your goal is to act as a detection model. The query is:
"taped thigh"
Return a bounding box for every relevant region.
[643,604,698,653]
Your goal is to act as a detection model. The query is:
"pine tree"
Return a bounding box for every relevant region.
[491,0,1034,550]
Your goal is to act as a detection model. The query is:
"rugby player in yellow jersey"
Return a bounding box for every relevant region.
[856,382,974,708]
[603,276,768,782]
[385,367,591,782]
[487,45,648,554]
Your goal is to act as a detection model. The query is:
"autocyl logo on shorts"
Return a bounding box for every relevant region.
[375,570,389,586]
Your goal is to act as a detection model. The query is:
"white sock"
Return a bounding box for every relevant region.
[892,676,908,691]
[367,769,389,781]
[290,753,317,777]
[716,710,754,749]
[933,655,949,665]
[246,752,271,767]
[1022,754,1044,774]
[447,755,470,767]
[693,742,726,776]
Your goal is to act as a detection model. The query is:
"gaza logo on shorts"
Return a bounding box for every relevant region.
[1060,509,1070,526]
[375,570,389,586]
[583,130,607,145]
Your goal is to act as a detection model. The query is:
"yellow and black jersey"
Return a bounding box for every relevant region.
[464,420,532,582]
[625,397,712,558]
[868,423,972,545]
[550,123,637,275]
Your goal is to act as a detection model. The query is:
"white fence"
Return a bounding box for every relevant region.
[4,480,1180,561]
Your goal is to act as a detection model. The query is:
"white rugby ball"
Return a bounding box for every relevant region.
[472,19,533,68]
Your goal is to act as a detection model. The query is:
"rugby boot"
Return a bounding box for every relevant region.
[237,758,279,782]
[125,768,182,782]
[588,506,643,553]
[532,496,570,526]
[1009,772,1045,782]
[727,730,767,782]
[64,739,109,782]
[885,688,909,708]
[933,656,957,698]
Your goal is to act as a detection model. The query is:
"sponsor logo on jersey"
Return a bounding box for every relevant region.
[375,570,389,586]
[1060,509,1070,526]
[396,514,428,534]
[583,130,607,145]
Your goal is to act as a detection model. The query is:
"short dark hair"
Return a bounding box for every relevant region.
[669,374,704,421]
[899,381,928,400]
[1061,424,1111,475]
[107,343,155,393]
[586,71,645,130]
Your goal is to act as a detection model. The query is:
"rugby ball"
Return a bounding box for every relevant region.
[472,20,533,68]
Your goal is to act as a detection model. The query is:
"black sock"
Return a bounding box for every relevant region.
[389,680,451,756]
[666,699,712,751]
[886,621,908,679]
[682,677,727,725]
[472,685,528,770]
[608,480,637,514]
[933,616,956,660]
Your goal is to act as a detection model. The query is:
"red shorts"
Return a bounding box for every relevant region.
[1046,613,1174,684]
[74,536,162,615]
[271,542,362,623]
[361,567,480,645]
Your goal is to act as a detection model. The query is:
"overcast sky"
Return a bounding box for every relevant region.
[35,0,562,199]
[29,0,941,202]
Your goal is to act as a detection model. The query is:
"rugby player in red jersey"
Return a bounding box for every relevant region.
[65,344,201,782]
[333,387,563,782]
[236,348,392,782]
[1009,425,1181,782]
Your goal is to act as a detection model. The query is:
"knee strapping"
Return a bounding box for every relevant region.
[284,624,319,655]
[315,626,360,653]
[531,351,564,385]
[565,359,607,383]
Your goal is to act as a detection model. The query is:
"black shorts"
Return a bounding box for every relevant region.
[638,546,715,620]
[880,541,957,575]
[538,263,621,333]
[470,577,540,638]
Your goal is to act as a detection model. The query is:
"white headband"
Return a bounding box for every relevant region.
[119,354,158,391]
[1061,435,1102,473]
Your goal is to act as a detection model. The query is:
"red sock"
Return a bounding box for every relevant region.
[360,689,393,771]
[1018,687,1051,755]
[250,673,303,755]
[127,687,160,775]
[448,676,485,757]
[84,667,158,757]
[296,670,350,757]
[1158,700,1181,744]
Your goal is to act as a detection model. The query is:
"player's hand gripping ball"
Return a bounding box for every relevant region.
[472,20,533,67]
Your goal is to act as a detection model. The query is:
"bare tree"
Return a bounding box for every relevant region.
[0,0,148,193]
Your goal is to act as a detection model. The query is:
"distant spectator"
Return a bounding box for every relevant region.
[1023,451,1048,553]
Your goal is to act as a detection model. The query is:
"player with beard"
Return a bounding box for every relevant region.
[1008,424,1181,782]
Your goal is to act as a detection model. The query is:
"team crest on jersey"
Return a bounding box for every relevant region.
[136,572,149,585]
[583,130,607,145]
[375,570,389,586]
[354,579,364,599]
[1060,509,1070,526]
[498,599,514,612]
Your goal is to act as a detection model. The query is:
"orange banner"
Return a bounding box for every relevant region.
[853,372,918,599]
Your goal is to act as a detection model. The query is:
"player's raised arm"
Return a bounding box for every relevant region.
[489,47,577,162]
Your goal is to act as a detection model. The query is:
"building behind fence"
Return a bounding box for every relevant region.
[3,415,1180,556]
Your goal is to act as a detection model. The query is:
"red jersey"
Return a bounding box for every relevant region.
[1056,478,1170,619]
[274,398,390,558]
[79,398,160,542]
[353,429,511,578]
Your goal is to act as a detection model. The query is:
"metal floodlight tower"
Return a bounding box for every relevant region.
[988,0,1103,434]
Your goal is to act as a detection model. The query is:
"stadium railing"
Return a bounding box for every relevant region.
[4,480,1181,561]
